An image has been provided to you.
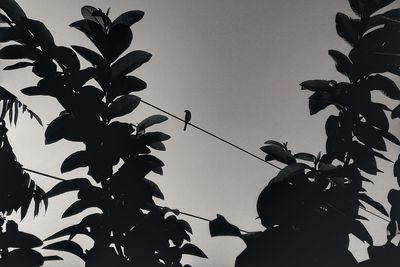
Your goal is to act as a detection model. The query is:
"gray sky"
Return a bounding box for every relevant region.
[2,0,400,266]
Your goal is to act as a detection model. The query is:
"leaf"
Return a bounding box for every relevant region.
[0,44,36,59]
[107,24,133,62]
[336,12,359,45]
[44,255,63,261]
[0,0,26,22]
[350,220,373,244]
[180,243,208,258]
[43,240,85,261]
[328,50,354,78]
[144,179,164,199]
[44,224,89,241]
[1,249,44,266]
[354,122,386,151]
[3,61,32,70]
[260,145,296,164]
[111,50,152,77]
[350,142,378,175]
[109,75,147,100]
[308,91,333,115]
[44,178,92,198]
[300,80,336,92]
[271,163,310,183]
[358,193,388,216]
[140,132,171,143]
[70,19,108,58]
[209,214,241,237]
[264,140,286,148]
[137,115,168,133]
[71,45,106,69]
[368,8,400,29]
[61,151,89,173]
[62,200,92,218]
[392,104,400,119]
[294,153,316,162]
[362,74,400,100]
[361,102,389,131]
[53,46,80,72]
[112,10,144,27]
[0,231,42,248]
[380,130,400,146]
[81,6,105,29]
[108,95,141,119]
[21,18,55,50]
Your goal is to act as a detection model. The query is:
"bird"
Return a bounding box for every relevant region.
[183,110,191,131]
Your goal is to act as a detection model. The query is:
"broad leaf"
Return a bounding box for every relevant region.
[0,0,26,22]
[112,10,144,27]
[43,240,85,261]
[271,163,310,182]
[111,50,152,77]
[350,220,373,244]
[350,141,378,175]
[300,80,336,92]
[44,224,89,241]
[61,150,89,173]
[137,114,168,132]
[260,145,296,164]
[336,12,359,45]
[354,122,386,151]
[44,178,92,198]
[0,231,42,248]
[209,214,241,237]
[108,95,141,119]
[358,193,388,216]
[0,44,36,60]
[62,200,93,218]
[180,243,207,258]
[328,50,354,78]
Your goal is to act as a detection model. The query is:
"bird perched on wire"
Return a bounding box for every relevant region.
[183,110,191,131]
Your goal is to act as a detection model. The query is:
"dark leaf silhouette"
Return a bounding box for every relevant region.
[0,231,42,248]
[108,95,141,119]
[271,163,310,183]
[336,12,359,45]
[0,44,37,59]
[43,240,85,261]
[44,178,93,198]
[209,214,241,237]
[351,220,373,244]
[260,144,296,164]
[137,114,168,132]
[61,151,89,173]
[112,10,144,27]
[62,200,93,218]
[0,249,44,266]
[328,50,354,78]
[0,0,26,22]
[359,193,389,216]
[4,61,32,70]
[111,50,152,78]
[181,244,208,258]
[354,122,386,151]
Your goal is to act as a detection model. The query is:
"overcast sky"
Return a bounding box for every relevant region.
[1,0,400,266]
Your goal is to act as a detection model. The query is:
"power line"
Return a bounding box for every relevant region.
[21,167,250,233]
[140,100,282,170]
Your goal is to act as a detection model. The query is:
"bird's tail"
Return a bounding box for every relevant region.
[183,123,187,131]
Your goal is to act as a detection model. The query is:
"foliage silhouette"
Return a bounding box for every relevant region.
[210,0,400,266]
[0,1,205,266]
